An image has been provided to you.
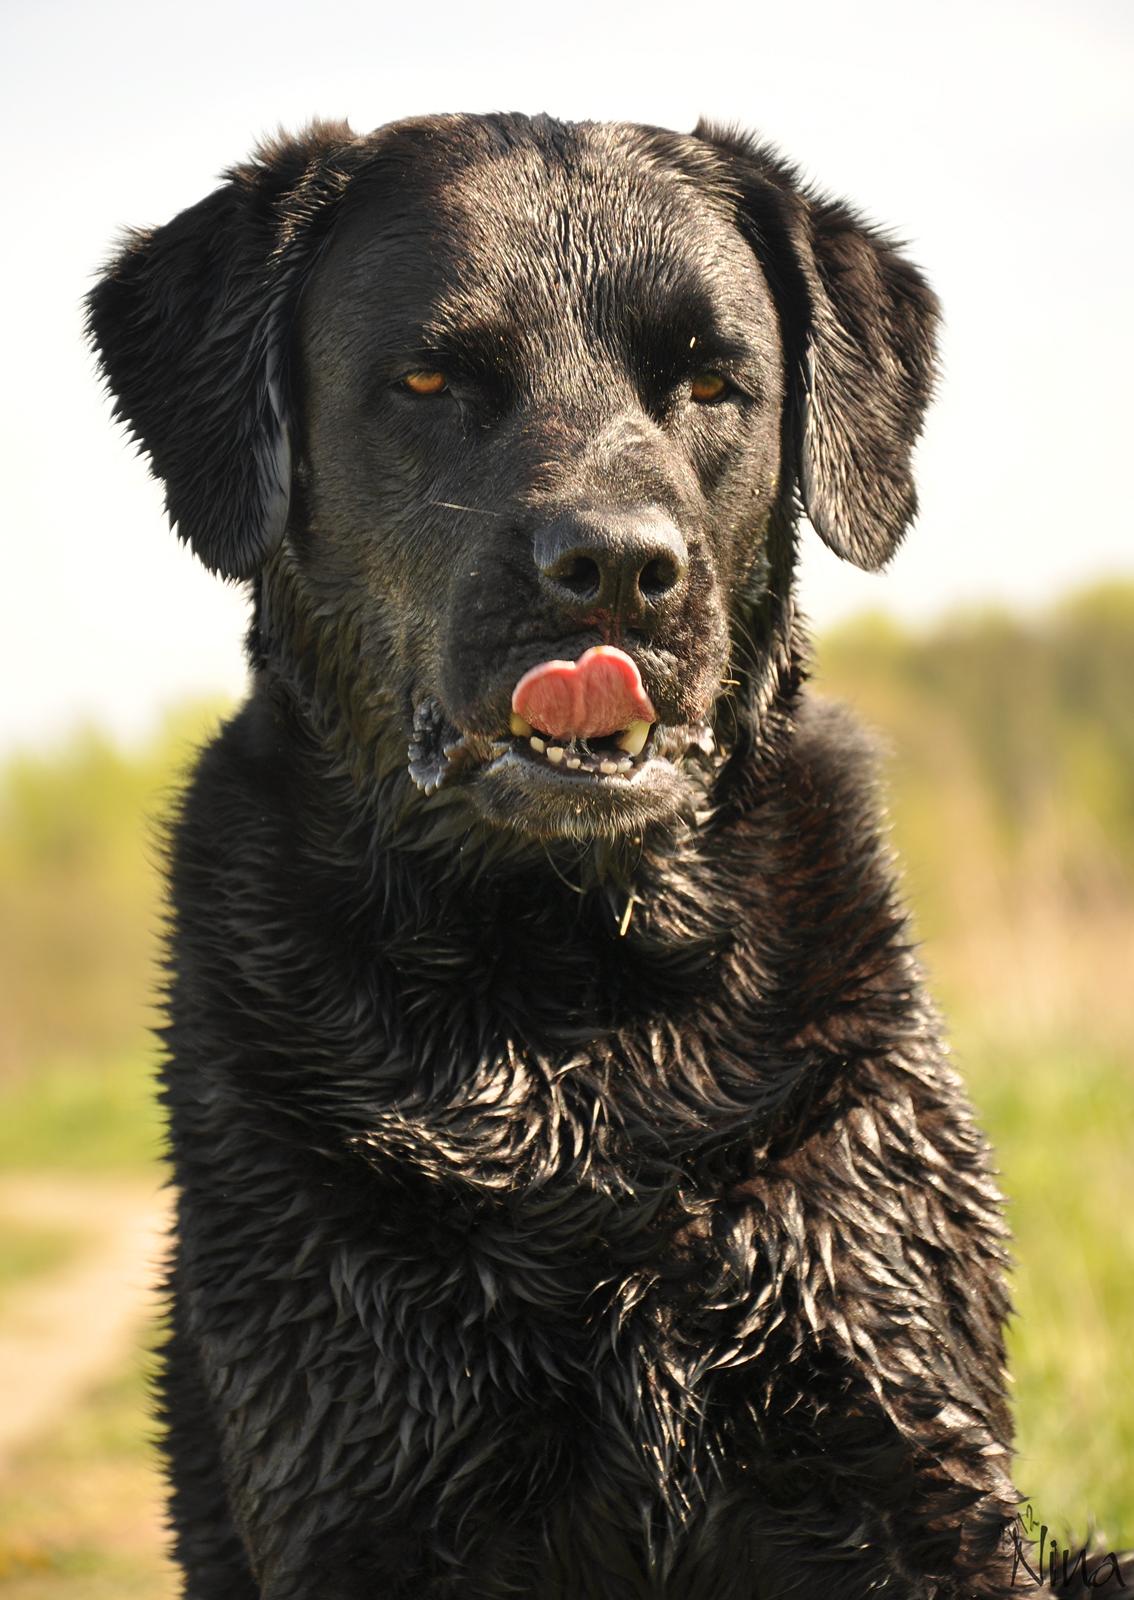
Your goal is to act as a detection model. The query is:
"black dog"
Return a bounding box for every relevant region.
[90,114,1038,1598]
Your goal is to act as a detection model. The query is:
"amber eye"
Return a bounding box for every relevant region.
[689,371,728,404]
[401,370,449,396]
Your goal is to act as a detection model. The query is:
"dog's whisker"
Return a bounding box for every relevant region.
[429,500,506,517]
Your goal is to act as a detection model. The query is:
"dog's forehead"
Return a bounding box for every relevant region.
[436,129,737,274]
[305,121,774,358]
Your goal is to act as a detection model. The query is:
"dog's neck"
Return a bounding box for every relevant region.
[188,555,926,1184]
[207,659,924,1189]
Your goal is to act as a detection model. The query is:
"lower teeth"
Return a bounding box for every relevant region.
[526,732,647,775]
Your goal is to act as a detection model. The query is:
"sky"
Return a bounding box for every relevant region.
[1,0,1131,752]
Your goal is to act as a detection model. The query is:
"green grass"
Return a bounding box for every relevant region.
[0,1051,166,1174]
[959,1029,1134,1545]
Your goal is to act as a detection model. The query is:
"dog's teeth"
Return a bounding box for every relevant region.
[616,720,651,757]
[600,760,618,775]
[530,735,546,753]
[510,712,534,736]
[566,756,582,769]
[617,756,632,772]
[546,746,565,764]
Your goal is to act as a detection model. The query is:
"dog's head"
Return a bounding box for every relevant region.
[88,114,937,843]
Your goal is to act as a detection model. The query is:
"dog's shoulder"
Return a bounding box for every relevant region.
[751,689,897,888]
[165,689,301,902]
[177,690,279,817]
[789,690,891,814]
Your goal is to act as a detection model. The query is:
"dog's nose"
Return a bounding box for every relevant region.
[533,509,688,619]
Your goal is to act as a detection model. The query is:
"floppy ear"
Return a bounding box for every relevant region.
[86,122,355,580]
[694,123,940,571]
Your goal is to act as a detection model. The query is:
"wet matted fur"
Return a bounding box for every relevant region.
[88,114,1060,1598]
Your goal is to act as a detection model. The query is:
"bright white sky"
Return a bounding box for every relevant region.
[1,0,1130,752]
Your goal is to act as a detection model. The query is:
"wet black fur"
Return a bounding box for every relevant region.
[87,114,1078,1597]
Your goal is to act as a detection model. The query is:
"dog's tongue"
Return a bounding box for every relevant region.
[512,646,656,741]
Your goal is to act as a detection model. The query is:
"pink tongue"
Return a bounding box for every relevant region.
[512,646,657,741]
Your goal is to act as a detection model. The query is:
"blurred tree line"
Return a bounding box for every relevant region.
[814,580,1134,1050]
[0,706,223,1083]
[2,580,1132,1083]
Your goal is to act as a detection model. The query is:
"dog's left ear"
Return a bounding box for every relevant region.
[694,123,940,571]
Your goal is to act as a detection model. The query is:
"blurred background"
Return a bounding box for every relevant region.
[1,0,1131,1591]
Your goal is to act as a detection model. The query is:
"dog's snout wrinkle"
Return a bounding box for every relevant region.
[533,508,688,623]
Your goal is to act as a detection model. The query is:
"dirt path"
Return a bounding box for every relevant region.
[0,1175,169,1467]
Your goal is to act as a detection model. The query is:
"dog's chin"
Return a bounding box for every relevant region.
[470,746,701,841]
[406,697,722,842]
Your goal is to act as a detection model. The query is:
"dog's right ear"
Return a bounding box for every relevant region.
[86,122,356,580]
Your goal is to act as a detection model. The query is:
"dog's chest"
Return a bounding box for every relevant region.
[322,1165,734,1528]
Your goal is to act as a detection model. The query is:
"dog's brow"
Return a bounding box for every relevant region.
[624,277,756,364]
[635,312,758,379]
[419,316,517,374]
